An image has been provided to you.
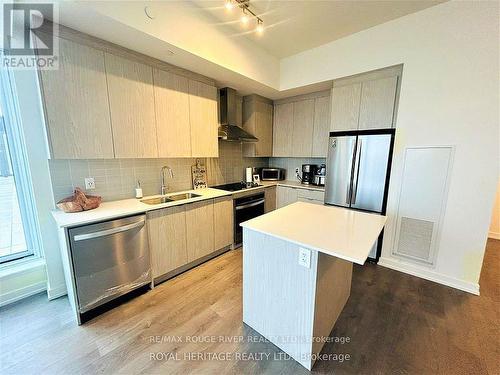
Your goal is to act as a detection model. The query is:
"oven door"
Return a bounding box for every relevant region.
[234,193,265,245]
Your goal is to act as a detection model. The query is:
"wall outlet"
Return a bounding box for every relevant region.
[84,177,95,190]
[298,247,311,268]
[295,167,300,175]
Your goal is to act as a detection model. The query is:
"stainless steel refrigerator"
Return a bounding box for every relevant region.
[325,129,395,261]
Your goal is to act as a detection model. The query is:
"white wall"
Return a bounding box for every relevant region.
[281,0,499,293]
[12,69,66,299]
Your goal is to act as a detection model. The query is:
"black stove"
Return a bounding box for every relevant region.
[213,181,261,192]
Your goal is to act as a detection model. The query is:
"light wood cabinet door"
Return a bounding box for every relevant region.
[264,186,277,213]
[147,205,188,279]
[277,186,299,208]
[330,84,362,132]
[185,200,215,262]
[214,196,234,249]
[312,96,331,157]
[189,80,218,157]
[153,69,191,157]
[358,76,398,130]
[243,98,273,157]
[292,99,315,157]
[39,38,114,159]
[273,102,294,156]
[105,53,157,158]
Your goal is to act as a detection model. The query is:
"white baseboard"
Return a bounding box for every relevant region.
[0,281,47,307]
[488,231,500,240]
[47,284,67,300]
[378,257,480,295]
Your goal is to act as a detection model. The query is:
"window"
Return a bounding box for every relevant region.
[0,67,42,264]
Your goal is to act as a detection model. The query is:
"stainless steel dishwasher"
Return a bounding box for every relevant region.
[68,214,151,314]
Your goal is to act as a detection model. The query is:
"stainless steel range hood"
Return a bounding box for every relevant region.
[218,87,258,142]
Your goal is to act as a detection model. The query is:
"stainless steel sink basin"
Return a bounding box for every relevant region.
[140,193,201,205]
[168,193,201,201]
[140,196,174,205]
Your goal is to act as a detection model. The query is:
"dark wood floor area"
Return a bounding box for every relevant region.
[1,239,498,374]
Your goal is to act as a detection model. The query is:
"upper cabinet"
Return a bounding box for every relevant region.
[273,90,331,158]
[272,102,294,157]
[39,37,114,159]
[189,80,219,158]
[105,53,158,158]
[330,66,401,132]
[312,95,331,157]
[292,99,315,157]
[243,95,274,157]
[358,76,398,130]
[38,28,218,159]
[153,69,191,157]
[330,83,361,132]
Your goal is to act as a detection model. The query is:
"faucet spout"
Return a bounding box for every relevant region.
[160,166,174,195]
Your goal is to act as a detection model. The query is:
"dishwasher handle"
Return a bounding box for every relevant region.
[73,219,145,242]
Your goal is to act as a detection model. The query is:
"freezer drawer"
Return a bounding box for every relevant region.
[69,215,151,313]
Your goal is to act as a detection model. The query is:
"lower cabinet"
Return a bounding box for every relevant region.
[185,200,215,262]
[264,186,277,213]
[148,197,235,282]
[277,186,299,208]
[277,186,325,208]
[214,196,234,250]
[147,205,188,279]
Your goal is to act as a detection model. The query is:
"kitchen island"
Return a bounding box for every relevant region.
[241,202,387,370]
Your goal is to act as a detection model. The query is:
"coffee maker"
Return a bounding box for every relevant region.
[312,164,326,186]
[301,164,316,185]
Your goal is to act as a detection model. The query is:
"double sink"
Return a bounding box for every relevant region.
[141,192,201,205]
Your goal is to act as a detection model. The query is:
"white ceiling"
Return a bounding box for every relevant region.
[192,0,447,58]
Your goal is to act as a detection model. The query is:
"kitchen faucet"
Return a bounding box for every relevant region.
[160,166,174,195]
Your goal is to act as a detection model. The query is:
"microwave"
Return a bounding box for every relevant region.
[260,168,286,181]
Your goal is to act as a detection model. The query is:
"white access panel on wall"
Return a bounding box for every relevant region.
[393,146,453,265]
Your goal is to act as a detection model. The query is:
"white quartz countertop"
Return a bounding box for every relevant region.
[51,188,232,228]
[240,202,387,265]
[51,181,325,229]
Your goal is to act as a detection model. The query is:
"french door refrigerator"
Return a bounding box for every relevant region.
[325,129,395,261]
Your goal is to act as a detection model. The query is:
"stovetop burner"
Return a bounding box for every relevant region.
[213,181,261,192]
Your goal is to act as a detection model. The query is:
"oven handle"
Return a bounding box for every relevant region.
[235,199,265,211]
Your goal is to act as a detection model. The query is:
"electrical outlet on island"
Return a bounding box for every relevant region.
[298,247,311,268]
[85,177,95,190]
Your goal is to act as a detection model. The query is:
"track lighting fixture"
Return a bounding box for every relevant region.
[225,0,264,34]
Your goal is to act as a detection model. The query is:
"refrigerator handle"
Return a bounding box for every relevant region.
[351,139,362,204]
[346,140,358,205]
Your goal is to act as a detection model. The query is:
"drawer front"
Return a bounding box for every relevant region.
[297,189,325,202]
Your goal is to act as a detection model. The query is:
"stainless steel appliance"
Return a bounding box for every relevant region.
[68,215,151,316]
[212,182,265,245]
[325,129,395,261]
[234,192,265,245]
[300,164,317,185]
[312,164,326,186]
[218,87,258,142]
[260,167,286,181]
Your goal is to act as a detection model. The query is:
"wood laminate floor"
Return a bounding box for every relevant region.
[1,239,499,374]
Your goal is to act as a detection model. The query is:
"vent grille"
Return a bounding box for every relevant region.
[396,217,434,261]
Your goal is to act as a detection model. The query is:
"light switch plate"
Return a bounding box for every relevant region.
[298,247,311,268]
[85,177,95,190]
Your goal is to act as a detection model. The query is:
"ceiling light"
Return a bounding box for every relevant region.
[256,19,264,34]
[241,9,249,25]
[225,0,233,11]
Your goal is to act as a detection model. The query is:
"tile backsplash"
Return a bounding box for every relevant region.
[269,157,327,183]
[49,142,268,202]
